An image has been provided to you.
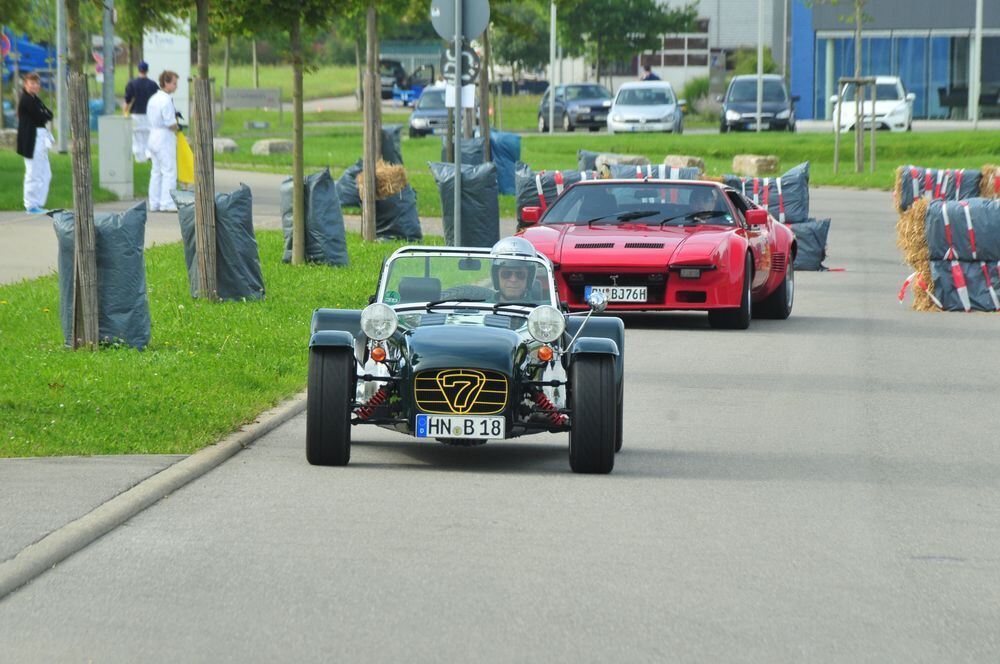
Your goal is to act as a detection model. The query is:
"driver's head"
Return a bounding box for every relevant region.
[689,186,718,211]
[496,264,532,301]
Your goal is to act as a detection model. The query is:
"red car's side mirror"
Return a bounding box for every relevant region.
[746,209,769,227]
[521,206,543,225]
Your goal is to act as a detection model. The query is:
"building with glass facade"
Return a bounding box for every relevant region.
[789,0,1000,120]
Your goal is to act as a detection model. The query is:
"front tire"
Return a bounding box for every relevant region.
[615,391,623,453]
[562,113,573,132]
[537,115,546,133]
[569,355,617,473]
[754,260,794,319]
[306,348,354,466]
[708,257,752,330]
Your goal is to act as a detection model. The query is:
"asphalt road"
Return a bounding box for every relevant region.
[2,188,999,661]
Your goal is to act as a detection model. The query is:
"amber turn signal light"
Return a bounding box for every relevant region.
[370,346,387,362]
[537,346,554,362]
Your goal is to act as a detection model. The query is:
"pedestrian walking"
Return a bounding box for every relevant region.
[123,61,159,163]
[146,70,180,213]
[17,72,54,214]
[639,65,661,81]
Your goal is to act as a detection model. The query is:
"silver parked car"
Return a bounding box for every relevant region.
[607,81,685,134]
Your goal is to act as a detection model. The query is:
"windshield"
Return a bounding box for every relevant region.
[417,89,445,109]
[841,83,903,101]
[542,183,734,226]
[728,79,788,103]
[381,255,555,306]
[565,85,611,101]
[616,87,674,106]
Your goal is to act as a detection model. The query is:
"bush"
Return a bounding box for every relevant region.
[730,47,779,77]
[682,76,710,103]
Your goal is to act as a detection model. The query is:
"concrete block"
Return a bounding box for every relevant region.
[663,155,705,172]
[732,154,779,176]
[214,137,239,154]
[594,153,650,171]
[251,139,292,156]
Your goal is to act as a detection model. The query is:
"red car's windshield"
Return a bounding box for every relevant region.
[541,183,735,226]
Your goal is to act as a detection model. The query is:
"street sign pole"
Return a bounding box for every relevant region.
[454,3,463,246]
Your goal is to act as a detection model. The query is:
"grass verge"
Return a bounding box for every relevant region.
[0,230,420,458]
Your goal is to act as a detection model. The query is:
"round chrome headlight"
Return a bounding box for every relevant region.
[360,303,398,341]
[527,305,565,343]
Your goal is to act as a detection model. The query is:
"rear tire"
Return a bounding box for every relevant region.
[569,355,616,474]
[306,348,354,466]
[754,261,794,319]
[708,257,752,330]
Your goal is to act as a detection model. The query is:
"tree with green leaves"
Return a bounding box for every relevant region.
[491,2,549,74]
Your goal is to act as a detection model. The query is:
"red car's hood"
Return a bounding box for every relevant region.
[522,223,736,268]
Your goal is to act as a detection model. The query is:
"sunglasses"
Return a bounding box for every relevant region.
[499,268,528,281]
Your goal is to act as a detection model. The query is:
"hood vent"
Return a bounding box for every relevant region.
[574,242,614,249]
[625,242,665,249]
[772,252,787,272]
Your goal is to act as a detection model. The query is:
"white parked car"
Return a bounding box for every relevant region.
[830,76,915,132]
[607,81,685,134]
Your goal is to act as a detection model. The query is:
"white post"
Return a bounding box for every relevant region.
[454,0,463,245]
[971,0,983,129]
[782,0,789,78]
[56,0,69,152]
[102,0,115,112]
[756,0,763,132]
[548,1,556,134]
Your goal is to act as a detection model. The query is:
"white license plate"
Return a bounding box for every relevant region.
[594,114,606,122]
[748,122,771,130]
[585,285,647,302]
[415,414,505,439]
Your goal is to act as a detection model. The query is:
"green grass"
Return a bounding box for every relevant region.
[0,230,422,458]
[113,65,360,102]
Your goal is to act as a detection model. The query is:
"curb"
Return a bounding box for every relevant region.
[0,392,307,601]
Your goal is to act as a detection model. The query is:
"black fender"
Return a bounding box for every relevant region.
[311,308,362,337]
[309,329,356,350]
[564,316,625,387]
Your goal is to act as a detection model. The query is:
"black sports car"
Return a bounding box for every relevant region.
[306,237,626,474]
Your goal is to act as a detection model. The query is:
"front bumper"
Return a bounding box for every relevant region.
[839,115,908,132]
[570,110,609,127]
[557,267,739,311]
[723,117,791,131]
[607,120,675,133]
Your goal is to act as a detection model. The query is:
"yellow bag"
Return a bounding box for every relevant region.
[177,131,195,185]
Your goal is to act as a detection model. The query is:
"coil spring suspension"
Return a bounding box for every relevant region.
[533,390,567,426]
[355,386,390,420]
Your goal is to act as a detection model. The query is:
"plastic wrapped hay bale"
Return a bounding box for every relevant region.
[440,136,486,166]
[895,198,936,311]
[603,163,700,180]
[893,165,982,213]
[381,124,404,165]
[337,159,363,209]
[514,162,599,224]
[430,161,500,247]
[490,131,521,195]
[788,218,830,271]
[375,185,423,241]
[52,202,151,349]
[280,169,349,266]
[356,160,408,201]
[723,162,810,224]
[981,164,1000,199]
[578,149,601,171]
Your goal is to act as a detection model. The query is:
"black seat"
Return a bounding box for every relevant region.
[398,277,442,303]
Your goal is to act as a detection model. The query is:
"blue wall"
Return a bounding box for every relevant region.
[789,1,815,120]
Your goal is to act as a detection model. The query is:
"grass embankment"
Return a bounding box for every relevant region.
[212,128,1000,218]
[0,231,418,458]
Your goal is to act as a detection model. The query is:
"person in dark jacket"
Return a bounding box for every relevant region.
[123,61,159,162]
[17,72,54,214]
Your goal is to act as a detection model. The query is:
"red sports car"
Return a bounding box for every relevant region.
[518,179,796,329]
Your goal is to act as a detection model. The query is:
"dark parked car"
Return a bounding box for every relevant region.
[537,83,613,132]
[408,84,448,137]
[380,59,406,99]
[719,75,799,132]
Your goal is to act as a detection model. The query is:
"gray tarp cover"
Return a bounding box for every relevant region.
[607,163,700,180]
[898,166,981,212]
[382,125,404,165]
[578,150,601,171]
[723,161,810,224]
[490,131,521,195]
[375,185,423,240]
[514,162,599,222]
[925,198,1000,262]
[175,185,266,300]
[931,259,1000,311]
[440,136,486,166]
[429,161,500,247]
[280,169,349,265]
[52,202,151,348]
[788,218,830,271]
[337,159,363,208]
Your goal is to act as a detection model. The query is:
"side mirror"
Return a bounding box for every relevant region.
[368,294,377,304]
[791,95,801,103]
[586,289,608,313]
[905,93,916,102]
[678,98,687,108]
[521,206,543,225]
[829,95,838,104]
[746,209,768,227]
[715,94,724,103]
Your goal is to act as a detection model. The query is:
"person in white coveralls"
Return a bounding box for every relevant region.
[145,70,180,212]
[16,72,54,214]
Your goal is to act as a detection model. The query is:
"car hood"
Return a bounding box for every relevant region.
[566,97,612,109]
[405,323,522,375]
[611,104,676,118]
[412,107,448,119]
[522,223,735,269]
[725,100,789,114]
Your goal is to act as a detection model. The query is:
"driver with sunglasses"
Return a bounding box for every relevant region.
[491,259,535,303]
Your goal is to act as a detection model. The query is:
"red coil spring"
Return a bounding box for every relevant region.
[533,391,567,426]
[355,386,390,420]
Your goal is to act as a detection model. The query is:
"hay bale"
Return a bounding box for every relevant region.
[732,154,779,176]
[356,160,408,201]
[595,153,650,171]
[981,164,1000,198]
[663,155,705,172]
[892,165,906,213]
[895,198,937,311]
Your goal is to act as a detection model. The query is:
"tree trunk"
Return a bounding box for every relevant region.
[192,0,218,298]
[291,14,306,262]
[65,0,99,349]
[224,35,231,88]
[479,29,491,162]
[252,39,259,88]
[127,40,134,81]
[354,39,363,111]
[373,9,382,160]
[361,3,378,242]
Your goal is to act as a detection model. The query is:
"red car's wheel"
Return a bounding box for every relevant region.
[755,261,794,319]
[708,256,752,330]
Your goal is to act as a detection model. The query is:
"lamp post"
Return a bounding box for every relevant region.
[548,1,556,134]
[756,0,763,133]
[971,0,983,129]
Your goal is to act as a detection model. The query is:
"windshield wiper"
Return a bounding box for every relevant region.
[658,210,730,227]
[583,210,659,227]
[424,298,485,312]
[492,301,539,313]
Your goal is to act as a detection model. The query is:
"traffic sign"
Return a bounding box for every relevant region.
[1,34,10,58]
[430,0,490,41]
[442,43,480,86]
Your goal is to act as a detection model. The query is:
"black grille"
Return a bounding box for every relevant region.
[575,242,614,249]
[624,242,665,249]
[414,369,508,415]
